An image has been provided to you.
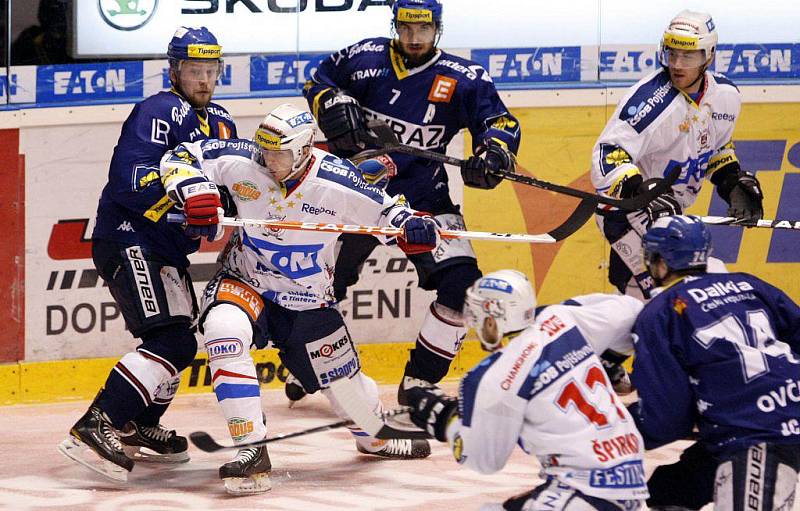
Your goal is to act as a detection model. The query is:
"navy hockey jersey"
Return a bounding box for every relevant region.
[631,272,800,455]
[305,37,520,213]
[93,90,237,267]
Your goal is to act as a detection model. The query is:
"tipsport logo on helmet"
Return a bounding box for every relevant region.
[396,7,433,23]
[98,0,159,31]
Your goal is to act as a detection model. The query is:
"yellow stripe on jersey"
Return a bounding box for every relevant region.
[197,111,210,137]
[311,87,333,119]
[707,141,739,175]
[143,195,175,222]
[389,40,410,80]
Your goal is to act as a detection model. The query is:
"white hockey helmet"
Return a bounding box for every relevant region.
[659,10,718,69]
[254,103,317,180]
[463,269,536,352]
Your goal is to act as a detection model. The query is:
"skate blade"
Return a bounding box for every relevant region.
[57,437,129,483]
[122,445,190,464]
[223,473,272,495]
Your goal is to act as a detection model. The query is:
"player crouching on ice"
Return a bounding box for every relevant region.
[406,270,649,510]
[159,104,434,494]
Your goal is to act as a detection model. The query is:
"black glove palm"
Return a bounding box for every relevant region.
[461,143,514,190]
[317,89,369,155]
[406,385,458,442]
[727,172,764,224]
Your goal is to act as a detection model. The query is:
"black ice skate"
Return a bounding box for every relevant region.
[118,421,190,463]
[219,445,272,495]
[284,372,307,408]
[357,438,432,459]
[397,364,433,406]
[57,405,134,482]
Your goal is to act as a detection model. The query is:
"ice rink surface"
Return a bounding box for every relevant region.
[3,386,694,511]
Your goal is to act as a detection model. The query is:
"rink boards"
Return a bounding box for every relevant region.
[1,86,799,404]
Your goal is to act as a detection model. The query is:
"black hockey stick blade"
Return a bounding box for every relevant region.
[546,197,597,242]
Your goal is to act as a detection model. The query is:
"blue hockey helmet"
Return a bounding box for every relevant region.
[642,215,712,272]
[167,26,222,63]
[392,0,443,27]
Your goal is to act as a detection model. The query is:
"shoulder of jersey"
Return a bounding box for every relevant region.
[206,101,235,123]
[198,137,256,160]
[138,90,190,116]
[313,150,385,198]
[617,68,681,133]
[343,36,392,60]
[709,72,741,93]
[433,50,492,83]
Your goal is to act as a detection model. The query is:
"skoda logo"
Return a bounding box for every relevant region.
[98,0,158,31]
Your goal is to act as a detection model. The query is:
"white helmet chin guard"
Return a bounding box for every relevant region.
[659,10,718,68]
[254,103,317,180]
[463,269,536,352]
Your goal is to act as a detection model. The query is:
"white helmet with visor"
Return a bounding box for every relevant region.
[659,10,718,69]
[254,104,317,181]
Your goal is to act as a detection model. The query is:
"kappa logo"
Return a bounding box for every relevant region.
[116,221,135,232]
[99,0,158,31]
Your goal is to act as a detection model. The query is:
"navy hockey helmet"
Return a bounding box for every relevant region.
[392,0,443,27]
[643,215,712,272]
[167,26,222,63]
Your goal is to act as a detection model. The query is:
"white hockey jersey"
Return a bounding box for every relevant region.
[591,68,741,209]
[447,294,648,501]
[161,140,417,310]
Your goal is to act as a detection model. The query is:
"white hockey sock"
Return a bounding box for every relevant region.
[203,303,266,444]
[416,302,467,361]
[322,372,384,451]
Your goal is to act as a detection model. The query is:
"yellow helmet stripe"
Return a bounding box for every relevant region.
[662,33,699,50]
[397,7,433,23]
[187,44,222,59]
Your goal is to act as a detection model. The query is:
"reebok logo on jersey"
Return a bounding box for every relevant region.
[428,75,457,103]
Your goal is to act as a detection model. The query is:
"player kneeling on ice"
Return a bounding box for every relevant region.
[406,270,649,510]
[160,103,434,495]
[628,215,800,511]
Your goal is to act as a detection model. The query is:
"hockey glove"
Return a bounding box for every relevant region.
[644,192,682,226]
[599,349,634,395]
[406,385,459,442]
[461,142,514,190]
[718,171,764,224]
[169,177,224,242]
[398,213,440,255]
[316,89,369,155]
[355,154,397,189]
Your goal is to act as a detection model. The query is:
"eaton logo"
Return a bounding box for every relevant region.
[161,63,232,89]
[38,63,143,102]
[479,277,513,293]
[599,47,658,80]
[472,47,582,83]
[250,53,328,91]
[714,44,800,79]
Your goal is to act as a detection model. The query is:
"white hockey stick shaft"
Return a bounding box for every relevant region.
[215,216,559,244]
[699,216,800,230]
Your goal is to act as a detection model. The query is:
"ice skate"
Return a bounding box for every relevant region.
[57,405,134,482]
[397,365,433,406]
[118,421,190,463]
[284,372,307,408]
[219,445,272,495]
[356,438,431,459]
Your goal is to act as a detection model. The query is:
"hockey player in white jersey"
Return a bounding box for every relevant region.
[406,270,648,510]
[160,104,435,494]
[591,10,763,301]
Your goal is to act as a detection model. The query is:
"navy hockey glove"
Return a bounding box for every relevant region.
[316,89,369,155]
[356,154,397,189]
[461,142,513,190]
[719,171,764,224]
[600,349,634,395]
[398,213,440,255]
[406,385,458,442]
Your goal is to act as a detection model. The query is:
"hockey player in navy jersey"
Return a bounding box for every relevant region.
[591,10,763,301]
[300,0,521,407]
[406,270,649,510]
[630,215,800,510]
[58,27,237,481]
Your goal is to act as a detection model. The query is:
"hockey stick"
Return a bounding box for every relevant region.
[168,213,590,243]
[328,378,431,440]
[361,121,680,212]
[699,216,800,230]
[189,408,415,453]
